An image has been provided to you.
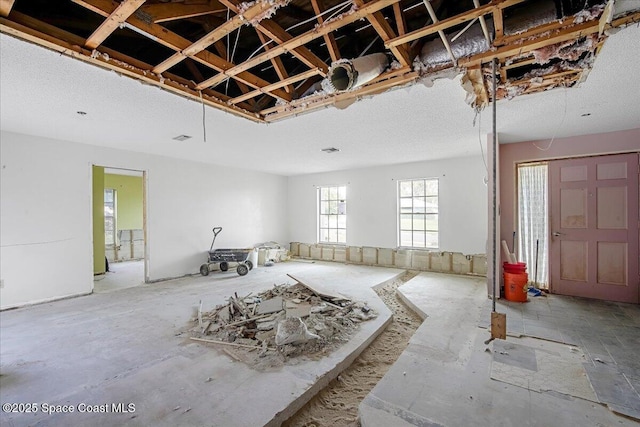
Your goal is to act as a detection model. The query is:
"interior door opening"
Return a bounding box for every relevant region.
[92,166,147,293]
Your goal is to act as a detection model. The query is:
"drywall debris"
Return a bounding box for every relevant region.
[256,296,284,314]
[461,68,488,110]
[532,34,599,65]
[188,279,376,370]
[574,4,605,24]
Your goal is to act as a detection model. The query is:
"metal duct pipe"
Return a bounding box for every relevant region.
[326,53,389,92]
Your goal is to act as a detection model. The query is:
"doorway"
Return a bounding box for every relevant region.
[548,153,639,303]
[92,166,147,293]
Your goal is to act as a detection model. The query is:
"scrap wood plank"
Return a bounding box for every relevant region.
[286,274,348,301]
[191,337,272,351]
[491,312,507,340]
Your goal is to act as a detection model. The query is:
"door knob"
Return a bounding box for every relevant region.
[553,231,564,237]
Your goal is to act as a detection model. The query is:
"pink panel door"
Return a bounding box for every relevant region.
[549,153,639,303]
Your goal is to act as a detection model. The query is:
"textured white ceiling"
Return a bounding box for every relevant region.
[1,24,639,177]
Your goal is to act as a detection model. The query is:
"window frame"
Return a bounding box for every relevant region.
[397,178,439,249]
[317,185,347,245]
[104,188,117,247]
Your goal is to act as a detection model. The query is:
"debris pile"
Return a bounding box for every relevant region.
[189,275,376,369]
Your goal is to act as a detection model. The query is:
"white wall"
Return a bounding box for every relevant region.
[0,131,288,309]
[287,156,488,254]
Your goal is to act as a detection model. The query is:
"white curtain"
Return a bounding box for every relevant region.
[518,163,549,288]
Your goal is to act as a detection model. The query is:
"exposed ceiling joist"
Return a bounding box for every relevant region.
[255,30,294,94]
[0,0,15,17]
[492,7,504,42]
[386,0,526,49]
[220,0,329,74]
[211,40,255,104]
[195,0,403,90]
[263,68,418,121]
[139,2,226,23]
[152,0,276,74]
[311,0,341,62]
[85,0,146,49]
[229,67,320,105]
[460,12,640,68]
[353,0,410,66]
[73,0,292,102]
[254,20,328,73]
[392,2,406,36]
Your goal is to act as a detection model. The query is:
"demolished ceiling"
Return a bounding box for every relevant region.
[1,0,638,123]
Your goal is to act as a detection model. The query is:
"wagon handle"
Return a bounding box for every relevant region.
[210,227,223,251]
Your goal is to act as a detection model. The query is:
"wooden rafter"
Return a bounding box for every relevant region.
[498,15,580,46]
[0,0,15,17]
[459,14,638,68]
[262,66,411,116]
[492,7,504,43]
[263,69,419,121]
[138,2,226,23]
[85,0,145,49]
[311,0,341,62]
[229,68,320,105]
[256,20,328,72]
[354,0,410,66]
[153,1,274,74]
[503,57,536,70]
[217,0,328,75]
[0,12,261,122]
[392,2,406,36]
[196,0,402,90]
[386,0,526,49]
[73,0,292,102]
[211,40,254,103]
[256,30,294,94]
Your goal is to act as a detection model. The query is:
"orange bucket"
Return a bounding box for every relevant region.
[504,272,528,302]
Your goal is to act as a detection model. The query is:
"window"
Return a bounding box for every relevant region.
[104,188,116,246]
[318,185,346,244]
[398,178,438,248]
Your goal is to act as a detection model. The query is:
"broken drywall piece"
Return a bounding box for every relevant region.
[285,300,312,318]
[256,296,284,314]
[461,68,488,110]
[287,273,348,301]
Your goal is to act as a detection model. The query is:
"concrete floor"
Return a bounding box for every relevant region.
[1,261,402,427]
[359,272,640,427]
[3,263,639,426]
[93,260,145,294]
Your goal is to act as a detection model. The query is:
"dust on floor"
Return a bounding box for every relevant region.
[282,271,423,427]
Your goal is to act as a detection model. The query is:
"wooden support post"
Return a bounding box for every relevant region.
[491,312,506,340]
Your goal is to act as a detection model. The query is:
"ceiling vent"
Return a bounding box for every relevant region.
[321,147,340,153]
[172,135,192,141]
